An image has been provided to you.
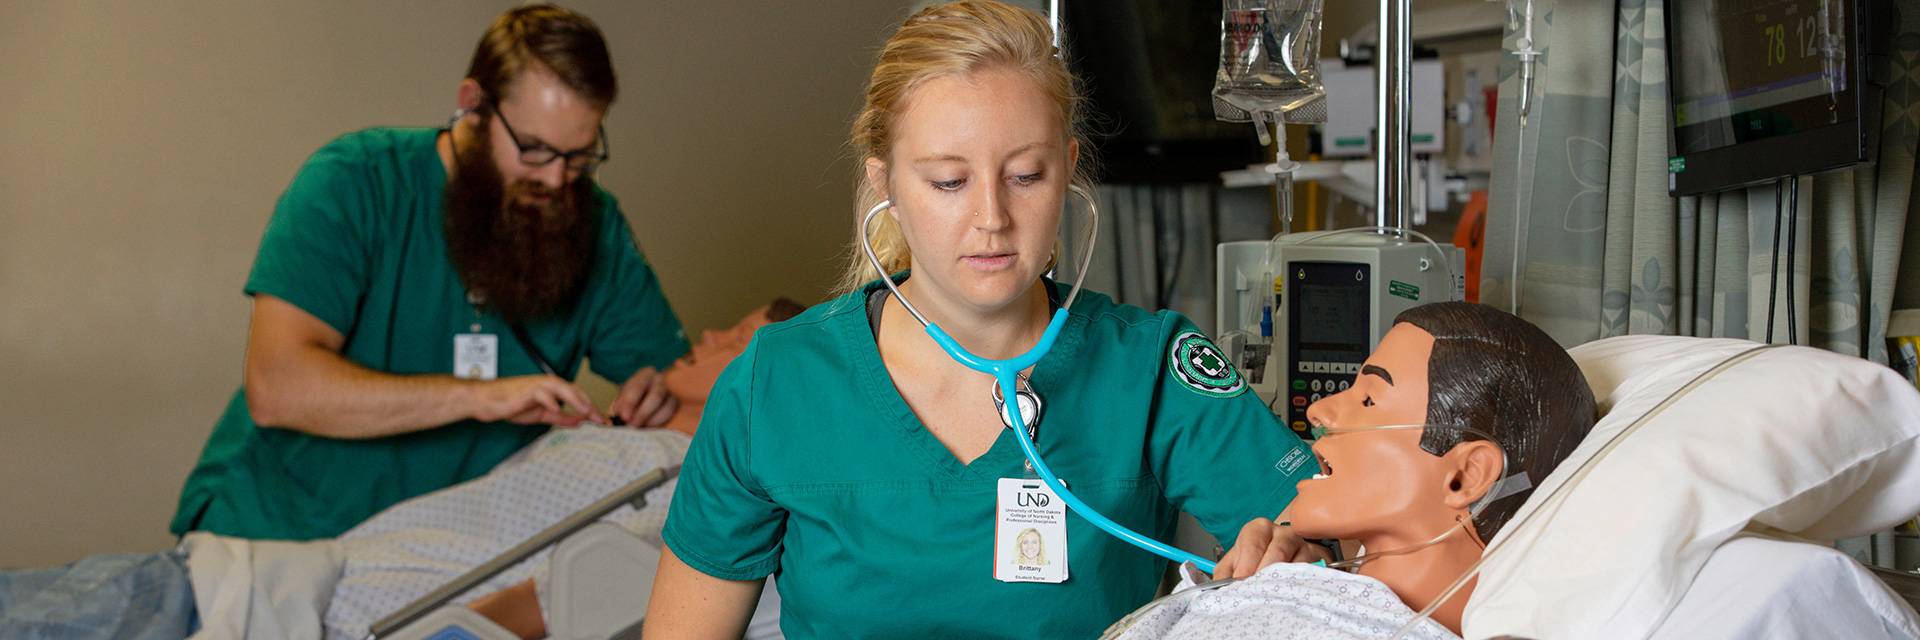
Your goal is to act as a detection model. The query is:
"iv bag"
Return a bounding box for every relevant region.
[1213,0,1327,124]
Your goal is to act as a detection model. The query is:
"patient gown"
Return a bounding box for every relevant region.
[1107,562,1459,640]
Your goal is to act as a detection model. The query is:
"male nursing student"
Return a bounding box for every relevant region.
[172,5,689,542]
[646,3,1323,637]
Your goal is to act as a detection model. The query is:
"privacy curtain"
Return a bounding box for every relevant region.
[1483,0,1920,567]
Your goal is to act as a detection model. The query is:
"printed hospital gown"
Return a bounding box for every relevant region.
[321,427,687,640]
[1107,562,1459,640]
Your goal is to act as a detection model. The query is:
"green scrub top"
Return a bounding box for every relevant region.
[662,278,1318,638]
[171,127,688,541]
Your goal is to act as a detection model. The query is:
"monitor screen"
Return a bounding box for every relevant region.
[1670,0,1856,156]
[1298,284,1369,349]
[1064,1,1265,181]
[1290,262,1371,365]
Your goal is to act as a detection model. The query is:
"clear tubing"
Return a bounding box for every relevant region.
[1506,0,1540,315]
[1513,0,1539,128]
[1509,126,1527,314]
[1269,118,1296,236]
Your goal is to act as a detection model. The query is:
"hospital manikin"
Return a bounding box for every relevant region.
[1109,302,1595,639]
[655,298,807,437]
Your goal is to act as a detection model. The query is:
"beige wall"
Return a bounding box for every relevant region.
[0,1,901,566]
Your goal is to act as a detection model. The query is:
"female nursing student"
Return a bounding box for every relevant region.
[645,2,1318,637]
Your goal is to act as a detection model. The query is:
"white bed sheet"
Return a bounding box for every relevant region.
[1653,532,1920,639]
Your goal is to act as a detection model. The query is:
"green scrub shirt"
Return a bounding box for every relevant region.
[662,279,1318,638]
[171,127,687,541]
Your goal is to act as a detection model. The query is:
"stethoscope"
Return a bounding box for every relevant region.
[861,184,1221,574]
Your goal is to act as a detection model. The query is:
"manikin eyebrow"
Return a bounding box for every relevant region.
[1361,364,1395,386]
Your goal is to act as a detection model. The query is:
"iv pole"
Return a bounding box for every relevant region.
[1374,0,1411,233]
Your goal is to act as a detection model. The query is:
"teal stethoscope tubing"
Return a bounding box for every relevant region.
[860,185,1219,574]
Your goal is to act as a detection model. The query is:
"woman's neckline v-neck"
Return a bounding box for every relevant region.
[842,277,1081,478]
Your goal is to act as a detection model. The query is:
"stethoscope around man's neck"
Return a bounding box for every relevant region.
[861,185,1221,574]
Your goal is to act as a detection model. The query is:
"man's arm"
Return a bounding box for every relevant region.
[243,294,603,438]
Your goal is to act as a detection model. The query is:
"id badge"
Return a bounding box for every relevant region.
[454,333,498,380]
[995,477,1069,583]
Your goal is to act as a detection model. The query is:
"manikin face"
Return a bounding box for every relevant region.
[1289,324,1457,541]
[866,65,1076,314]
[662,306,775,404]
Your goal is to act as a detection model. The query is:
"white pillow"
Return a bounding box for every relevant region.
[1650,532,1920,639]
[1463,335,1920,639]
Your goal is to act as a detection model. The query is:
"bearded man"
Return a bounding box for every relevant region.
[173,5,690,541]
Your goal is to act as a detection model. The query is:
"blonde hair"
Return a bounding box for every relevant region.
[834,0,1095,295]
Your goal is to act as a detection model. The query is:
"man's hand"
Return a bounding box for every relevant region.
[609,367,678,427]
[471,374,604,427]
[1212,518,1332,579]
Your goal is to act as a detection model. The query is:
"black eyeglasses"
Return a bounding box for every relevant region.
[488,100,610,174]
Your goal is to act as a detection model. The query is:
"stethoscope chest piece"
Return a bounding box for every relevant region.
[991,374,1043,432]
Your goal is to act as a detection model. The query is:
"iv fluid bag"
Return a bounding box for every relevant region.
[1214,0,1327,124]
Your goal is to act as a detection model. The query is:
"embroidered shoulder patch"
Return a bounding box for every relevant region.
[1168,331,1246,398]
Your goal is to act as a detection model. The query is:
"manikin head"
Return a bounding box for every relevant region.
[662,298,808,404]
[1291,302,1596,548]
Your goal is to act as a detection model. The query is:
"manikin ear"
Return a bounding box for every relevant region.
[864,157,891,218]
[1438,439,1507,512]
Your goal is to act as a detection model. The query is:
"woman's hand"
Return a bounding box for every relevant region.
[1212,518,1332,579]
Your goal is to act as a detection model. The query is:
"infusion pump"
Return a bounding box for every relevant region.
[1215,231,1464,440]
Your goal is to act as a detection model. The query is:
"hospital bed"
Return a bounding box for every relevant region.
[376,335,1920,640]
[169,427,785,640]
[30,337,1912,639]
[1879,566,1920,612]
[367,467,675,639]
